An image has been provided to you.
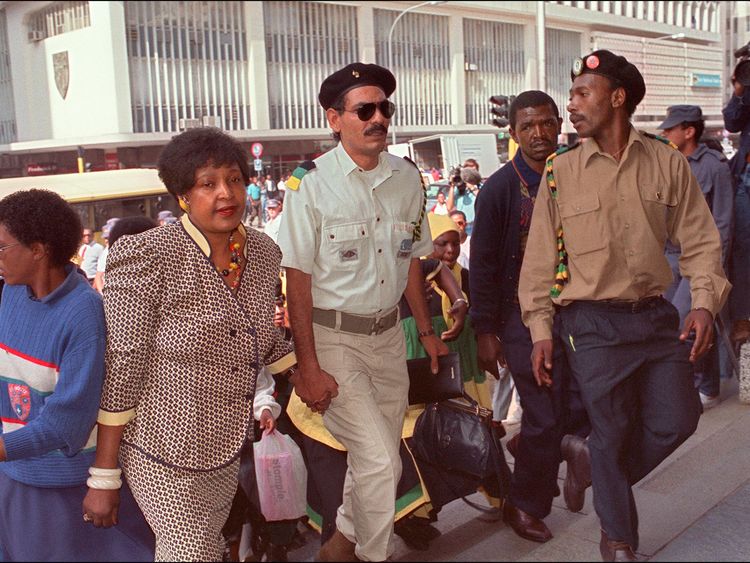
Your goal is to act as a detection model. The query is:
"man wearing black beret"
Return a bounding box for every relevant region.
[519,49,730,561]
[278,62,449,562]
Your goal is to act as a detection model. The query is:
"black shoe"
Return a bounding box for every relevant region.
[410,517,442,541]
[394,519,430,551]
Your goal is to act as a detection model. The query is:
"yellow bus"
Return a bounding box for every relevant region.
[0,168,179,236]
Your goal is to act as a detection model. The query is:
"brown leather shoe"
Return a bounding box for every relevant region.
[502,501,553,543]
[316,529,358,562]
[599,530,637,561]
[561,434,591,512]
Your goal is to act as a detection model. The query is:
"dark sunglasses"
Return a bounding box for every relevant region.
[345,100,396,121]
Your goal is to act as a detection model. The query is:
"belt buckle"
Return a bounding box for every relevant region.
[370,316,385,336]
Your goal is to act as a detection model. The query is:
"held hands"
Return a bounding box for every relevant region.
[289,365,339,415]
[476,333,506,379]
[441,300,468,341]
[420,333,450,374]
[680,308,715,363]
[82,488,120,528]
[259,409,277,432]
[531,339,554,388]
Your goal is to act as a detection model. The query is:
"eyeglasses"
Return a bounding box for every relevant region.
[344,100,396,121]
[0,243,21,255]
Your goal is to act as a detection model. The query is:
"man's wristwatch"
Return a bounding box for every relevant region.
[418,328,435,338]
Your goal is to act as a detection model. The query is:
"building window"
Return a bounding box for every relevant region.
[264,1,359,130]
[125,1,250,133]
[546,28,582,129]
[28,1,90,40]
[0,9,16,144]
[374,8,451,127]
[464,19,526,126]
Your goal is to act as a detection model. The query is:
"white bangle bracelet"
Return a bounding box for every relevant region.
[453,298,468,307]
[86,476,123,490]
[89,466,122,478]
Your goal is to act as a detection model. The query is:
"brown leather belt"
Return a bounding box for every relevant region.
[312,307,399,336]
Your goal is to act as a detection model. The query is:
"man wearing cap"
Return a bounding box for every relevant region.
[277,62,448,562]
[263,198,283,244]
[723,64,750,346]
[77,228,103,285]
[660,105,735,409]
[519,50,729,561]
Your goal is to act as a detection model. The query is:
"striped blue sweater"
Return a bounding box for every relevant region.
[0,265,105,487]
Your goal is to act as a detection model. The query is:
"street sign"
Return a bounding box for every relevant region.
[251,142,264,158]
[253,158,263,172]
[690,72,721,88]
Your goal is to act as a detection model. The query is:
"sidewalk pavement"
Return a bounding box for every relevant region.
[287,376,750,562]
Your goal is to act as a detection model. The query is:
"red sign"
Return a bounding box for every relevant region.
[251,142,264,158]
[105,152,119,170]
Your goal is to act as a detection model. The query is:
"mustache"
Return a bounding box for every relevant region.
[364,123,388,136]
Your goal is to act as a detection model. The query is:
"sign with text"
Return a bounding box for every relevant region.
[254,158,263,172]
[690,72,721,89]
[251,142,264,158]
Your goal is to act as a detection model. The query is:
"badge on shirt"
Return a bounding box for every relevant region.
[8,383,31,421]
[397,238,413,259]
[340,249,359,262]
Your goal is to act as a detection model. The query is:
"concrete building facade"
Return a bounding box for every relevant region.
[0,0,727,178]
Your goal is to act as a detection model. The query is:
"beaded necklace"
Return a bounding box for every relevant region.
[219,230,243,291]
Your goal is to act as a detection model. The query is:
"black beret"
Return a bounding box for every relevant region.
[318,63,396,110]
[571,49,646,109]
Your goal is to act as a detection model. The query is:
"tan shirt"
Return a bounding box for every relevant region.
[519,127,731,343]
[278,143,433,315]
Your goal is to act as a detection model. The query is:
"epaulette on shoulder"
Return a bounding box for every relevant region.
[286,160,316,191]
[545,143,580,200]
[403,155,419,170]
[643,131,678,150]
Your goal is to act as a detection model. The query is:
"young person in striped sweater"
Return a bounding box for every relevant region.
[0,189,153,561]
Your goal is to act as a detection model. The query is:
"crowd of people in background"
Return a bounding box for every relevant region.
[0,48,749,563]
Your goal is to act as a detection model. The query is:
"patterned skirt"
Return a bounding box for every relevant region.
[120,444,240,562]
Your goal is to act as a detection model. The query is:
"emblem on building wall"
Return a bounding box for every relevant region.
[53,51,69,99]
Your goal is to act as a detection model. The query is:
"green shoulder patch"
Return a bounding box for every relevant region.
[286,160,316,191]
[643,132,678,150]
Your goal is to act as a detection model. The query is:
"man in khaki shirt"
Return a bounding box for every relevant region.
[519,50,730,562]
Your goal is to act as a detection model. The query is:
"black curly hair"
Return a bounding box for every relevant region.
[157,127,251,199]
[109,215,159,248]
[0,189,82,267]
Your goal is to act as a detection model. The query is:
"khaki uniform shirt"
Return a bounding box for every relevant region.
[278,143,433,315]
[519,127,731,343]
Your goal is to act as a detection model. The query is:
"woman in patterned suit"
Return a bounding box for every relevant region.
[82,128,297,561]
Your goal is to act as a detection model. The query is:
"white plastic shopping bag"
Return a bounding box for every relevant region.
[253,429,308,521]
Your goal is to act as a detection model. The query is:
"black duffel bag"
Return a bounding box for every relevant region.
[412,393,503,481]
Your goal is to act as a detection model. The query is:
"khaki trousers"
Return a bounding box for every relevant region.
[315,321,409,562]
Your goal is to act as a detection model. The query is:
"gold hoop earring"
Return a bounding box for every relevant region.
[179,198,190,213]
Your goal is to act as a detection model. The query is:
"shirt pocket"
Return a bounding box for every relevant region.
[322,221,370,266]
[640,184,676,227]
[558,195,607,256]
[392,222,416,259]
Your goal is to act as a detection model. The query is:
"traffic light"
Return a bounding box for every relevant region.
[489,95,515,129]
